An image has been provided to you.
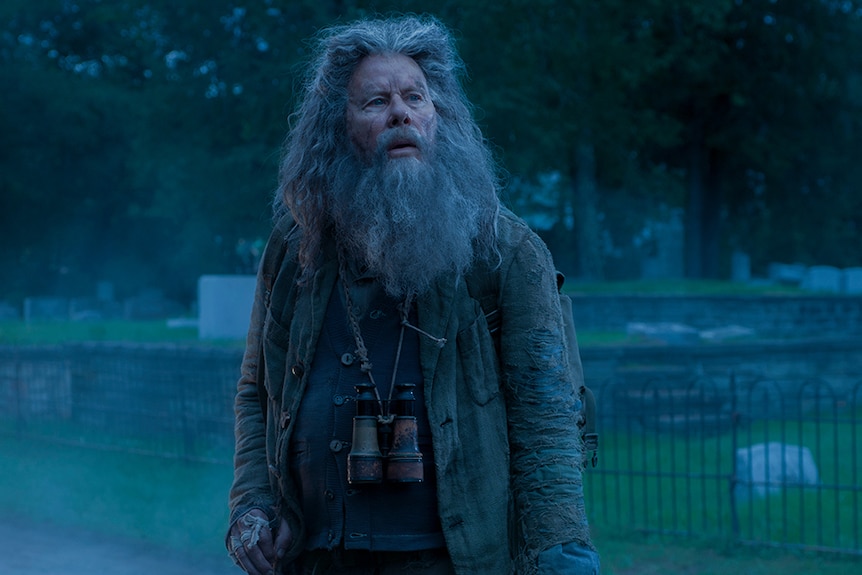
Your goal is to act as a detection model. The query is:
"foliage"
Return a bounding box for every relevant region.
[2,0,861,304]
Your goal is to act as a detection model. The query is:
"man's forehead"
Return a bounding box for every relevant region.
[350,53,429,93]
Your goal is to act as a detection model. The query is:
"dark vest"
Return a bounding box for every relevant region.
[289,274,445,552]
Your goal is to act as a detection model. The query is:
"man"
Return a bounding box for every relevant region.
[227,15,599,575]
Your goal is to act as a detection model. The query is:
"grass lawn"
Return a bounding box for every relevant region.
[564,279,809,296]
[0,319,203,345]
[1,436,858,574]
[0,436,233,559]
[0,279,816,347]
[594,529,859,575]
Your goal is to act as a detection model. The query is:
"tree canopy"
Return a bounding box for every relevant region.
[2,0,861,305]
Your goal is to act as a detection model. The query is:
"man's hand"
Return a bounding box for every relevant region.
[228,509,292,575]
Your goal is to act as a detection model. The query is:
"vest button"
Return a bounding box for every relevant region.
[329,440,344,453]
[340,353,354,366]
[290,364,304,378]
[333,394,346,406]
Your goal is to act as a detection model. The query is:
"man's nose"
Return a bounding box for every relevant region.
[388,96,411,127]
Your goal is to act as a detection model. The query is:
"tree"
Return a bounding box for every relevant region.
[639,0,862,276]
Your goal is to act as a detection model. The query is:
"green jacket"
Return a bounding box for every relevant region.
[229,208,595,574]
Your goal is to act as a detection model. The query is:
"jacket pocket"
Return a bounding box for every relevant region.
[456,302,501,406]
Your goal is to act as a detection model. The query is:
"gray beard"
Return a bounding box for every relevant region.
[328,133,488,297]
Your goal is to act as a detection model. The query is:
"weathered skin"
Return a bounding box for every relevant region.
[228,208,593,574]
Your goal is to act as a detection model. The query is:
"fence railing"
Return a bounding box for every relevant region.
[1,344,860,555]
[0,344,241,462]
[585,372,862,556]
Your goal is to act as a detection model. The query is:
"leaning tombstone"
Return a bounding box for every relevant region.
[733,442,819,502]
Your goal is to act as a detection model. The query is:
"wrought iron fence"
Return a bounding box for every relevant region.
[0,344,241,462]
[585,371,862,556]
[1,344,860,555]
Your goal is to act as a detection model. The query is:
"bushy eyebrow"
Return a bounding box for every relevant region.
[354,76,429,100]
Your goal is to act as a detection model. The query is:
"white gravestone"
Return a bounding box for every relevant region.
[731,251,751,282]
[843,267,862,294]
[198,275,256,340]
[801,265,842,293]
[734,442,819,502]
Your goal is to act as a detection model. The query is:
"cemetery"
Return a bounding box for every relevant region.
[1,260,861,558]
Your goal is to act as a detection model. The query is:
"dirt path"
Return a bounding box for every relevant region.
[1,518,237,575]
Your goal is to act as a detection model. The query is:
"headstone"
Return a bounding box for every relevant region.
[801,265,842,293]
[733,442,819,502]
[70,298,103,321]
[23,297,69,322]
[698,325,756,341]
[842,267,862,294]
[640,210,684,280]
[198,275,256,340]
[96,281,115,302]
[767,262,806,285]
[731,252,751,282]
[0,301,20,320]
[626,322,699,344]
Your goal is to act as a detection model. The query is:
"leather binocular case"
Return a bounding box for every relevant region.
[386,383,423,483]
[347,382,384,484]
[346,382,423,485]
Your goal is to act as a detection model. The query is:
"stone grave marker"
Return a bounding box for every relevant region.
[843,267,862,294]
[731,251,751,282]
[23,297,69,322]
[733,442,819,502]
[198,275,256,340]
[801,265,842,293]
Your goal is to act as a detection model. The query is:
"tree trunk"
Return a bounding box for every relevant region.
[685,141,705,278]
[573,136,603,281]
[701,151,723,278]
[685,141,724,278]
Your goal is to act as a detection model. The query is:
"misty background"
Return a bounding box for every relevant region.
[2,2,862,574]
[2,0,861,312]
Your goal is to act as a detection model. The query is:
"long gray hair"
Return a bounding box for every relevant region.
[276,15,500,285]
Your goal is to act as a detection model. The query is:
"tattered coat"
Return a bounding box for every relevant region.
[228,208,595,574]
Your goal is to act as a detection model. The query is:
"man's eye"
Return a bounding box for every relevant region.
[408,93,423,102]
[368,98,386,107]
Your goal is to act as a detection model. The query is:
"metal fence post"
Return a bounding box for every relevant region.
[730,370,739,540]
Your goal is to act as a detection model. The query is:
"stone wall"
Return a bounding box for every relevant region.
[3,337,861,459]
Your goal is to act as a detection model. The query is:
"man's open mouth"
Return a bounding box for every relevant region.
[389,140,417,152]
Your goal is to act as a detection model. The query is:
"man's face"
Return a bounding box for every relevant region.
[346,53,437,162]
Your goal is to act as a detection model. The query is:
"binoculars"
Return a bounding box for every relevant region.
[347,382,424,485]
